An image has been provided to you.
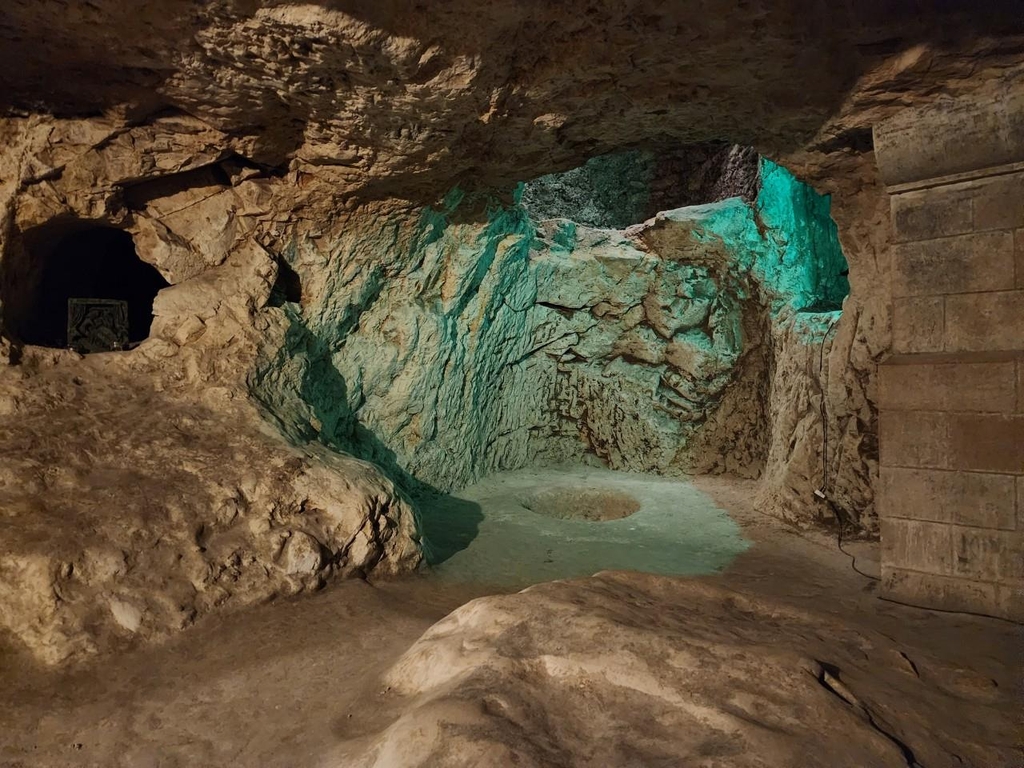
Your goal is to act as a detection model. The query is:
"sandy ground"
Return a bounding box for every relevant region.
[0,470,1020,767]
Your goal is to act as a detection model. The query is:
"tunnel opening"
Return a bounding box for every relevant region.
[1,221,169,352]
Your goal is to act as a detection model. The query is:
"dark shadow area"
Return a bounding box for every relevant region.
[267,259,303,308]
[1,221,168,350]
[409,492,485,566]
[520,144,760,229]
[262,315,484,566]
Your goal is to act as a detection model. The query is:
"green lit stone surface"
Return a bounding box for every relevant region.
[755,158,849,312]
[252,154,849,503]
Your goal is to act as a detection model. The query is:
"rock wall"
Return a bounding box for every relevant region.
[0,117,422,665]
[520,145,761,228]
[3,0,1022,660]
[763,150,892,532]
[250,159,847,495]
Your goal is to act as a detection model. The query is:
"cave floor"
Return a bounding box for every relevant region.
[417,467,751,589]
[1,473,1020,767]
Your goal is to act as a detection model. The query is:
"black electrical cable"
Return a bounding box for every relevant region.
[836,511,880,583]
[876,596,1024,626]
[818,316,840,500]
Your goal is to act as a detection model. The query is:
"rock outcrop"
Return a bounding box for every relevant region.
[250,158,847,492]
[0,118,424,665]
[520,145,761,228]
[0,353,419,665]
[336,572,1020,768]
[1,1,1022,660]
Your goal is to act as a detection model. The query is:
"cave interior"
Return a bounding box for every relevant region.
[0,2,1021,766]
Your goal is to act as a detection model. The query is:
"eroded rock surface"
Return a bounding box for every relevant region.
[250,157,851,493]
[0,118,424,664]
[1,1,1022,660]
[0,351,420,665]
[339,573,1020,768]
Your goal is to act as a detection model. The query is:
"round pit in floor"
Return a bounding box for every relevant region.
[520,486,641,522]
[417,466,750,589]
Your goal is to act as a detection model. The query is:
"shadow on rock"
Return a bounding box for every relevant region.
[271,316,485,566]
[412,491,485,566]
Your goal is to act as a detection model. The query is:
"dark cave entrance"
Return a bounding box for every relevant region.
[1,222,169,352]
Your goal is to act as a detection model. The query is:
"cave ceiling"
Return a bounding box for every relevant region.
[1,0,1022,198]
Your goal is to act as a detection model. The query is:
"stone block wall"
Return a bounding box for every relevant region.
[874,90,1024,620]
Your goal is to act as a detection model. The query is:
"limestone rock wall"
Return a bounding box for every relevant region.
[250,159,846,495]
[249,195,772,492]
[520,145,761,229]
[0,117,422,665]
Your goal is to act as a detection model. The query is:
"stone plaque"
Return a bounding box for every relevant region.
[67,298,129,353]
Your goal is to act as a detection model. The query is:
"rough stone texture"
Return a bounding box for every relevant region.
[250,200,770,489]
[0,354,419,665]
[520,144,760,228]
[1,1,1023,655]
[337,572,1021,768]
[0,119,423,665]
[250,163,845,493]
[770,150,892,532]
[1,1,1021,191]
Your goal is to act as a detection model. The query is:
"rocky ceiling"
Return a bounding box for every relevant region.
[2,0,1022,198]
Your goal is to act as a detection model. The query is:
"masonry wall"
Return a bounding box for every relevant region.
[874,90,1024,620]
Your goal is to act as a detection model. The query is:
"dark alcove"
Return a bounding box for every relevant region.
[3,223,169,351]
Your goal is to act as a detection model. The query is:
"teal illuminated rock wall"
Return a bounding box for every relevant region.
[250,156,847,493]
[755,158,849,312]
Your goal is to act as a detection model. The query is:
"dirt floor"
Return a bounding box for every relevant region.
[0,471,1020,767]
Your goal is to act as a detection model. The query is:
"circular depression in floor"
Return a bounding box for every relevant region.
[417,467,750,589]
[520,486,641,522]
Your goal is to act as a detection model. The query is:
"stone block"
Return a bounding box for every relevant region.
[949,414,1024,474]
[881,567,1007,617]
[878,359,1016,413]
[892,296,944,354]
[1017,229,1024,289]
[952,527,1024,584]
[890,187,972,243]
[945,291,1024,353]
[879,410,949,469]
[878,467,1016,529]
[874,89,1024,187]
[995,584,1024,621]
[881,519,952,574]
[1018,359,1024,412]
[971,172,1024,231]
[1019,476,1024,525]
[892,232,1014,297]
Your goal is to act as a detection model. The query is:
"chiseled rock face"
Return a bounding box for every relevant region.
[250,162,844,493]
[1,1,1020,194]
[0,349,421,666]
[520,145,761,229]
[0,120,424,666]
[336,572,1018,768]
[0,0,1021,661]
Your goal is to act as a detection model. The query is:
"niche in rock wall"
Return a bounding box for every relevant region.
[1,221,169,352]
